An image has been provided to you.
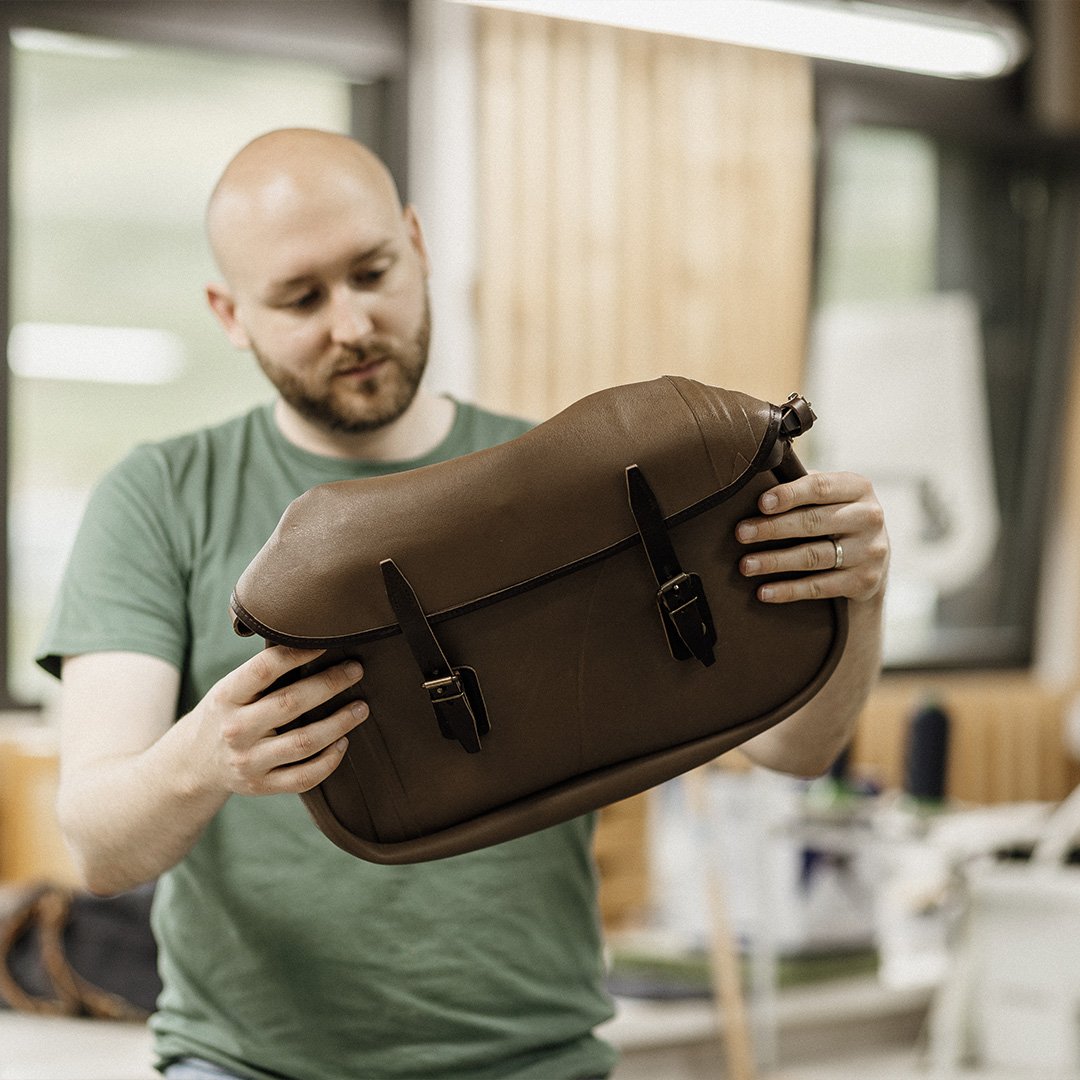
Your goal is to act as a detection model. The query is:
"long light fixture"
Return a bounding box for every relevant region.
[9,28,133,60]
[456,0,1028,79]
[8,323,186,385]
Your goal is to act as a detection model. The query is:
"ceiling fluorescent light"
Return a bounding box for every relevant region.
[10,28,133,60]
[456,0,1028,79]
[8,323,186,385]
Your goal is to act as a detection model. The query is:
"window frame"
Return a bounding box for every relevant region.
[811,57,1080,672]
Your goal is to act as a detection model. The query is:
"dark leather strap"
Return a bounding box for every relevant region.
[625,465,717,667]
[380,558,488,753]
[780,392,817,439]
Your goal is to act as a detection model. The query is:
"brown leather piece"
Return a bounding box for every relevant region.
[0,885,151,1021]
[231,377,847,864]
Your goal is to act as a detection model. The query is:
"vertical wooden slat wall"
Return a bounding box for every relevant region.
[852,674,1080,804]
[474,10,815,421]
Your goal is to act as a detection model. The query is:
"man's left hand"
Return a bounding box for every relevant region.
[736,471,888,604]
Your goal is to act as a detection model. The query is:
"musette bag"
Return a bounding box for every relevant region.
[230,376,848,864]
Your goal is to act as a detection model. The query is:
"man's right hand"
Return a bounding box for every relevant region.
[56,647,366,894]
[194,646,368,797]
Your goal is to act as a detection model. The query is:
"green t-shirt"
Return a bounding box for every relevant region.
[38,401,617,1080]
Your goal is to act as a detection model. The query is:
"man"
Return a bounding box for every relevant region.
[39,129,889,1080]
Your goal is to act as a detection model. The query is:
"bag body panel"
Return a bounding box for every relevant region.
[289,473,843,859]
[301,595,845,865]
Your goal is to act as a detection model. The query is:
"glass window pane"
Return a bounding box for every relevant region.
[9,31,351,703]
[809,118,1077,670]
[815,126,939,305]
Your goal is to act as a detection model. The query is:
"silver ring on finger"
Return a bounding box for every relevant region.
[831,538,844,570]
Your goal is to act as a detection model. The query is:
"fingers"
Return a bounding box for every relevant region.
[737,471,889,604]
[741,538,846,579]
[203,649,369,796]
[245,698,369,796]
[225,647,364,739]
[229,646,329,706]
[736,472,873,543]
[254,696,368,769]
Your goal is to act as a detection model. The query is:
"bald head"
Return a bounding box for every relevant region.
[206,129,405,288]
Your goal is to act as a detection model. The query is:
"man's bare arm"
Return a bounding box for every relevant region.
[735,469,889,776]
[57,647,367,895]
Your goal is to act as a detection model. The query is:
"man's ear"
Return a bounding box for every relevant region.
[206,283,251,349]
[403,205,430,277]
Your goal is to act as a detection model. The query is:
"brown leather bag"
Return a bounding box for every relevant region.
[230,377,847,863]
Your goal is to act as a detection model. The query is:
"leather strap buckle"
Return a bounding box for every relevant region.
[423,673,463,700]
[422,669,489,754]
[657,571,717,667]
[626,464,717,667]
[381,558,489,754]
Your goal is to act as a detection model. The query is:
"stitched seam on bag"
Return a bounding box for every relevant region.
[362,719,417,841]
[664,375,734,489]
[230,412,788,650]
[575,561,611,776]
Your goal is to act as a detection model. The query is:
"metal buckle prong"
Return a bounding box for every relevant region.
[423,673,465,701]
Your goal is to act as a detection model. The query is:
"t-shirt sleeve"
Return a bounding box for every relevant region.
[36,447,191,680]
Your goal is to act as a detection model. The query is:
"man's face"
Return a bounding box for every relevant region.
[215,182,432,435]
[249,284,431,436]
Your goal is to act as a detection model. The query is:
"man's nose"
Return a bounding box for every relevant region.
[328,288,374,345]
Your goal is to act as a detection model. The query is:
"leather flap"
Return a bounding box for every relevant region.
[231,376,777,642]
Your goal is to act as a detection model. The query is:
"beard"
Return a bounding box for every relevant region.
[252,295,431,435]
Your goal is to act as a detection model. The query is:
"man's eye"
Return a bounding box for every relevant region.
[353,265,390,287]
[289,291,321,310]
